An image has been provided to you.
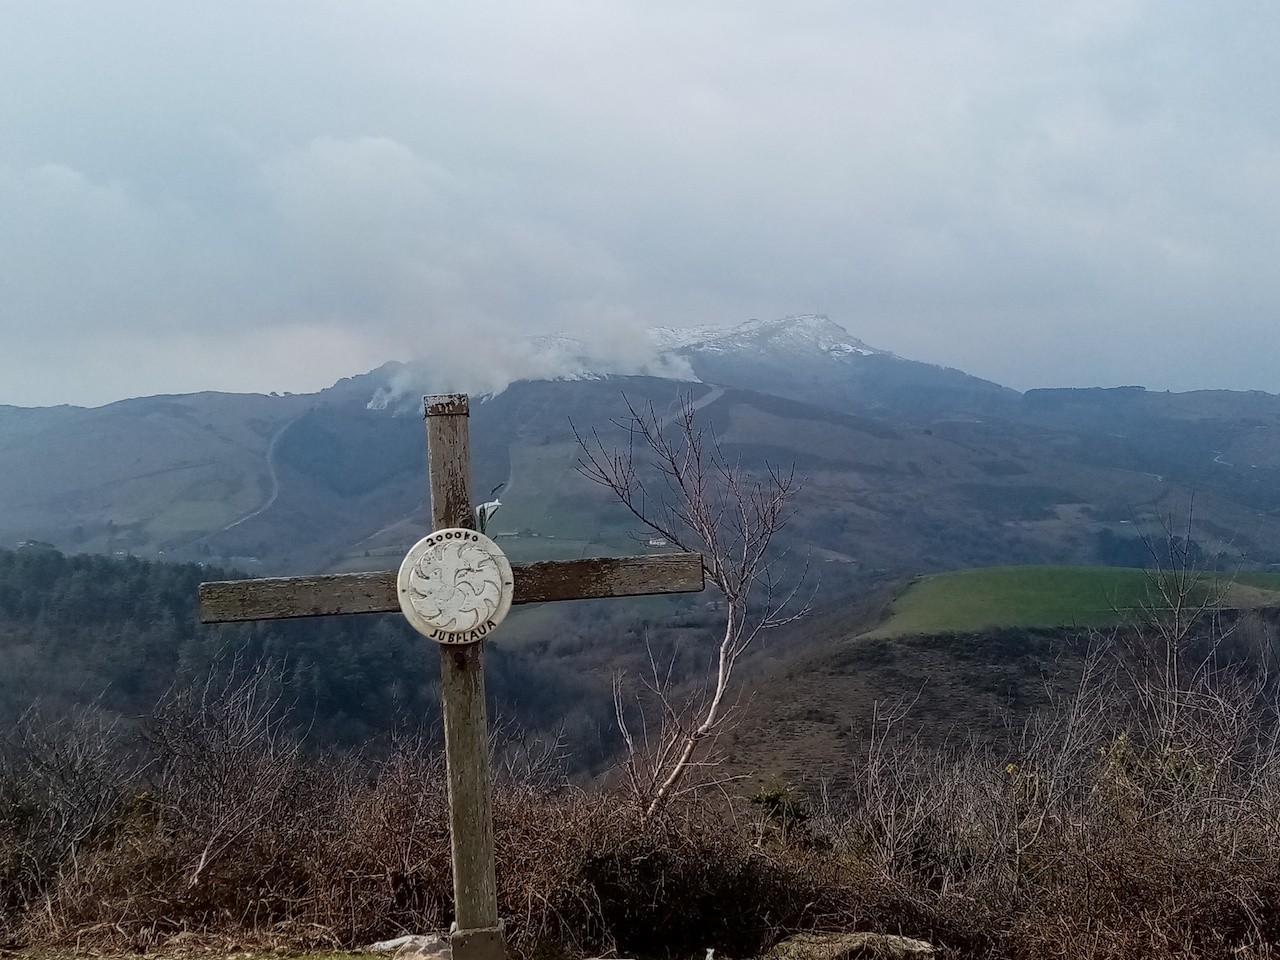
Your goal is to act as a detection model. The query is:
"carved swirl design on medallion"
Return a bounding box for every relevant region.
[406,540,503,631]
[397,529,514,641]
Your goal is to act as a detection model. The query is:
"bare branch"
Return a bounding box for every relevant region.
[575,390,808,818]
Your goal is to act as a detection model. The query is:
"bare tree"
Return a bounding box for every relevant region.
[575,392,808,818]
[1134,498,1229,662]
[1117,498,1267,763]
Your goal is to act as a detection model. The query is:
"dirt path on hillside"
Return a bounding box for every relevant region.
[666,385,725,424]
[219,416,295,532]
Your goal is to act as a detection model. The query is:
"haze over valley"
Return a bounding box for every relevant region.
[6,313,1280,776]
[5,314,1278,583]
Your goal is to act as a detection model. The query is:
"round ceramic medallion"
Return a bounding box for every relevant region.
[397,528,514,644]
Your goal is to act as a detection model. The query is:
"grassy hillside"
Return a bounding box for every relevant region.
[864,565,1280,637]
[11,371,1280,589]
[724,564,1280,786]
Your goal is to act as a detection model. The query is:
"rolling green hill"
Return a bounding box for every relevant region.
[863,565,1280,637]
[724,566,1280,788]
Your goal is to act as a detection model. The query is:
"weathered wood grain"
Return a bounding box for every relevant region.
[440,640,499,932]
[426,393,474,532]
[199,571,396,622]
[424,393,469,418]
[513,552,704,603]
[199,553,704,623]
[426,394,501,938]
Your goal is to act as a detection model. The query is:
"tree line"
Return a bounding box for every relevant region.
[0,545,616,764]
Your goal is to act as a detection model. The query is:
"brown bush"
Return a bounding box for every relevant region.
[1,675,838,957]
[807,627,1280,960]
[6,613,1280,959]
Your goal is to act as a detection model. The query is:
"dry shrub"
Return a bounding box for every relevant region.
[496,791,840,960]
[1,674,837,958]
[0,703,136,945]
[8,606,1280,959]
[811,625,1280,960]
[16,674,340,946]
[308,734,453,941]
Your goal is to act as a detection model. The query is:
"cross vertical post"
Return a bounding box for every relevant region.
[424,395,502,957]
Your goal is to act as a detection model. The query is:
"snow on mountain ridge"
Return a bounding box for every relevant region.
[364,314,899,411]
[522,314,898,369]
[649,313,894,360]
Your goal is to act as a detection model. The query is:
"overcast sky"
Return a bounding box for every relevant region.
[3,1,1279,407]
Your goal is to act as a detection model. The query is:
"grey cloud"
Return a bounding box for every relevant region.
[2,0,1280,405]
[367,327,696,411]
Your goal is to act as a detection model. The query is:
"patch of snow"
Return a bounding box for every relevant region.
[650,314,895,362]
[363,313,906,409]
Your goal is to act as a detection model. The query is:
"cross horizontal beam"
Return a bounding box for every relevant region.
[198,553,705,623]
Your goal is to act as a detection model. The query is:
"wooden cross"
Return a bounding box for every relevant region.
[198,393,704,960]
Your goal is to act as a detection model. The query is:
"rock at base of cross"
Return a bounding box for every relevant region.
[366,933,451,960]
[766,931,935,960]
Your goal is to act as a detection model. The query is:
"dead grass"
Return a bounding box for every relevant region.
[0,679,837,959]
[5,614,1280,959]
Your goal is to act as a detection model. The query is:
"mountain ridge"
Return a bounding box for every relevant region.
[4,315,1280,595]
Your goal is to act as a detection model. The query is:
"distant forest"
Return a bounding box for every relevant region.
[0,546,617,765]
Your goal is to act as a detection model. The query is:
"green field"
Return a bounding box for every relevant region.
[864,565,1280,638]
[486,438,640,563]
